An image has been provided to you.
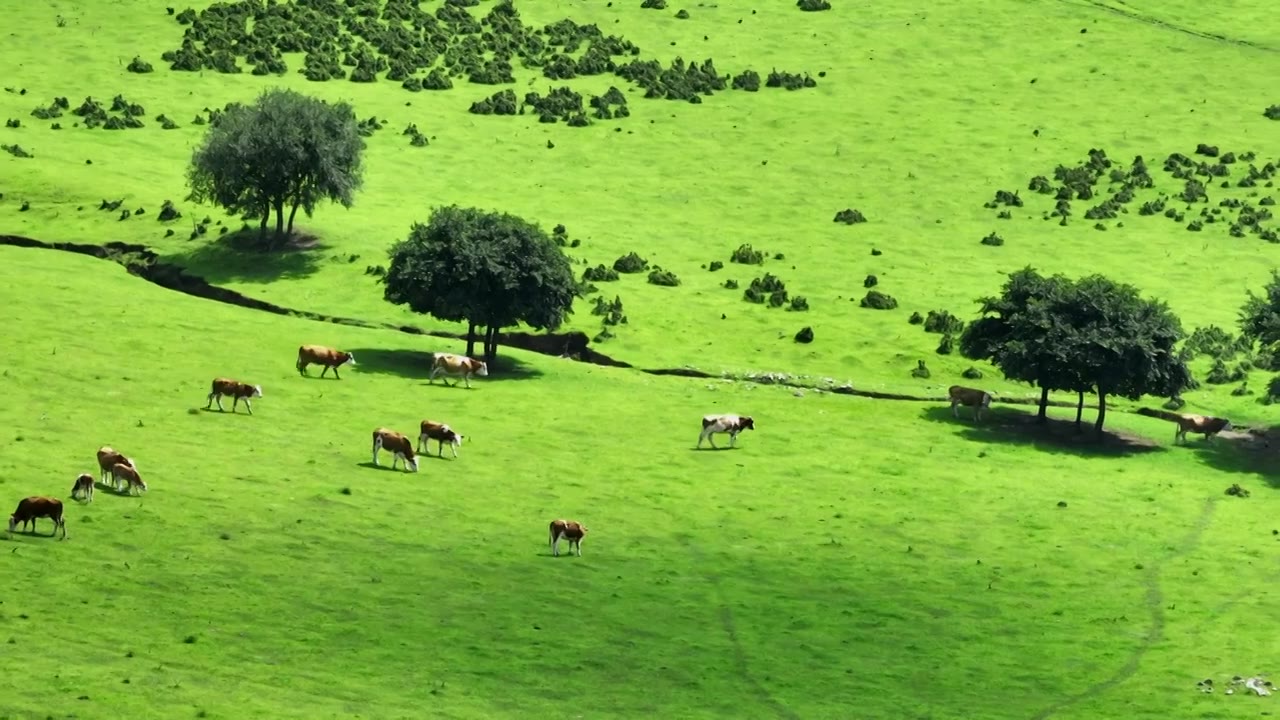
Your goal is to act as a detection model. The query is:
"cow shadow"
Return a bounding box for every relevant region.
[342,348,543,382]
[918,405,1166,458]
[168,228,327,284]
[4,526,63,540]
[355,461,422,473]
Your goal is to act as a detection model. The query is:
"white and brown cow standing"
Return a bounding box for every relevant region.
[948,385,993,421]
[549,519,588,557]
[297,344,356,379]
[205,377,263,415]
[418,420,464,459]
[429,353,489,389]
[697,414,755,450]
[8,496,67,539]
[70,473,95,503]
[111,462,148,495]
[372,428,419,472]
[96,446,136,488]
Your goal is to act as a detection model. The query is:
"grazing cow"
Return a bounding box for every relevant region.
[418,420,464,459]
[8,496,67,539]
[111,462,147,495]
[372,428,419,472]
[429,353,489,389]
[297,344,356,379]
[1137,407,1234,444]
[949,385,993,421]
[205,377,263,414]
[70,473,95,503]
[697,413,755,449]
[96,446,136,486]
[549,519,588,557]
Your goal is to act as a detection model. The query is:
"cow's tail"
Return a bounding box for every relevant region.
[701,417,714,429]
[1136,407,1183,423]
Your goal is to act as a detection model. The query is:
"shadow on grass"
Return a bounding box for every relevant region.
[343,348,543,382]
[355,461,419,473]
[918,406,1166,458]
[690,446,744,452]
[1185,426,1279,485]
[5,526,63,540]
[167,228,329,284]
[196,407,254,416]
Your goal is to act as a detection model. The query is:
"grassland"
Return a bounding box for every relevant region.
[1,0,1278,718]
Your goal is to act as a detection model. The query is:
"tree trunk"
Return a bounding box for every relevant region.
[465,322,477,358]
[1074,392,1085,433]
[273,199,286,245]
[1094,392,1108,439]
[258,209,270,240]
[286,200,302,238]
[1036,386,1050,424]
[484,326,499,364]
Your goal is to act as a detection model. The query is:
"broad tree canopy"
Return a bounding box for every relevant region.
[186,88,365,247]
[382,205,578,363]
[1241,269,1280,358]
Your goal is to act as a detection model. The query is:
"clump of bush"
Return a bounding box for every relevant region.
[30,96,69,120]
[833,208,866,224]
[766,69,817,90]
[794,326,814,343]
[1205,358,1250,385]
[641,0,667,8]
[723,279,739,289]
[583,264,619,282]
[936,334,956,355]
[2,144,33,158]
[1265,105,1280,121]
[864,274,878,288]
[589,87,629,120]
[731,70,760,92]
[981,232,1004,247]
[127,56,154,73]
[908,311,923,325]
[157,200,182,222]
[707,260,724,271]
[923,310,963,335]
[859,290,897,310]
[1184,325,1250,360]
[788,296,809,311]
[797,0,832,10]
[911,360,930,379]
[613,252,649,273]
[962,367,983,380]
[675,9,690,19]
[403,123,429,147]
[744,273,788,306]
[469,89,518,116]
[730,243,765,265]
[524,86,588,125]
[592,295,626,326]
[1267,375,1280,400]
[647,267,680,286]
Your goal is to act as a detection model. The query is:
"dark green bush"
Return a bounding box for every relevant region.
[833,208,866,224]
[1265,105,1280,120]
[864,275,878,288]
[707,260,724,271]
[157,200,182,222]
[911,360,930,379]
[613,252,649,273]
[766,69,817,90]
[962,367,983,380]
[592,295,626,325]
[730,243,765,265]
[859,290,897,310]
[908,311,923,325]
[1184,325,1249,360]
[936,334,955,355]
[788,296,809,311]
[731,70,760,92]
[641,0,667,7]
[797,0,832,9]
[648,268,680,286]
[1268,374,1280,399]
[723,279,739,290]
[744,273,787,306]
[981,232,1004,246]
[923,310,963,335]
[584,264,619,282]
[2,144,33,159]
[794,326,814,343]
[1162,395,1186,411]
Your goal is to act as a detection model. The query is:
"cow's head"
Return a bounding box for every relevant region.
[6,515,17,533]
[403,453,419,472]
[342,352,357,366]
[473,360,489,377]
[252,385,264,398]
[740,416,755,431]
[1222,420,1234,432]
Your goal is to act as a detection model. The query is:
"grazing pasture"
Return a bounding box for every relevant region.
[0,0,1278,718]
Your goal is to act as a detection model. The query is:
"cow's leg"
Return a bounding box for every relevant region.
[417,435,426,453]
[320,365,331,379]
[243,397,253,415]
[450,442,459,459]
[463,373,472,389]
[551,533,560,556]
[204,392,215,410]
[729,431,738,448]
[698,427,713,449]
[573,539,582,557]
[232,396,241,414]
[372,438,381,466]
[212,394,225,412]
[333,365,342,380]
[428,368,438,385]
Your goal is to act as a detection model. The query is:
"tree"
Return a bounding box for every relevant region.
[186,88,365,247]
[1241,269,1280,361]
[381,205,578,364]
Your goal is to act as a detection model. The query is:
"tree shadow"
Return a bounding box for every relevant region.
[1184,426,1279,485]
[167,228,329,284]
[343,348,543,382]
[918,405,1166,458]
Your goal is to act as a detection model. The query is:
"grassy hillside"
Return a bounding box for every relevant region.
[1,0,1278,406]
[0,244,1275,720]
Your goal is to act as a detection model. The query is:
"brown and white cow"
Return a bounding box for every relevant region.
[418,420,464,459]
[297,344,356,379]
[948,385,993,421]
[111,462,148,495]
[429,353,489,389]
[372,428,419,472]
[549,519,588,557]
[1137,407,1234,444]
[70,473,95,503]
[8,496,67,539]
[205,377,263,415]
[96,446,136,487]
[697,413,755,449]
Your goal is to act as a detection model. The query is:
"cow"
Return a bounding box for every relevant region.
[372,428,419,472]
[70,473,95,503]
[96,446,136,487]
[549,519,588,557]
[297,344,356,379]
[8,496,67,539]
[205,377,263,415]
[949,385,993,421]
[1137,407,1234,444]
[111,462,148,495]
[429,353,489,389]
[697,413,755,449]
[418,420,463,459]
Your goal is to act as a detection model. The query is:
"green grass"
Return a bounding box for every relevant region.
[1,0,1278,717]
[0,245,1275,720]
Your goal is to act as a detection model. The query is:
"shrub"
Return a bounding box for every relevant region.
[1206,358,1249,384]
[766,69,817,90]
[833,208,866,224]
[859,290,897,310]
[936,334,955,355]
[981,232,1004,246]
[723,279,739,289]
[962,367,983,380]
[592,295,626,325]
[744,273,787,306]
[5,118,19,128]
[157,200,182,222]
[1184,325,1248,360]
[797,0,832,9]
[612,252,649,273]
[640,0,667,7]
[648,268,680,286]
[2,144,33,159]
[1162,395,1186,411]
[1194,143,1220,157]
[469,89,518,116]
[1231,382,1253,397]
[1265,105,1280,120]
[908,311,923,325]
[731,70,760,92]
[708,260,724,272]
[911,360,930,379]
[126,56,154,73]
[788,296,809,311]
[795,326,814,343]
[864,274,878,288]
[730,243,765,265]
[923,310,963,335]
[1268,375,1280,399]
[675,9,690,18]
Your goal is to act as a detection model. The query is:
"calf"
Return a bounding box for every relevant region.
[297,344,356,379]
[8,496,67,539]
[70,473,95,503]
[205,377,263,414]
[96,446,136,486]
[111,462,148,495]
[698,413,755,449]
[429,353,489,389]
[549,519,588,557]
[418,420,463,459]
[372,428,419,472]
[948,385,993,421]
